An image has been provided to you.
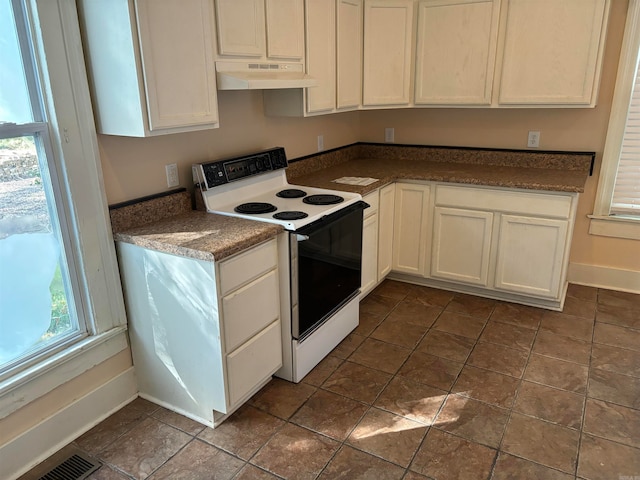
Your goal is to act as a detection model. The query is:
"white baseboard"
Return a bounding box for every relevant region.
[0,367,137,480]
[568,262,640,294]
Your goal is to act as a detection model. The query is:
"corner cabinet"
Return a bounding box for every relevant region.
[116,238,283,427]
[362,0,414,107]
[414,0,500,106]
[495,0,609,107]
[78,0,219,137]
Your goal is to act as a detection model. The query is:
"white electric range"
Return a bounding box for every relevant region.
[193,147,368,382]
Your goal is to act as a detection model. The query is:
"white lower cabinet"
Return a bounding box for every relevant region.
[494,214,569,298]
[361,191,380,298]
[117,237,282,427]
[377,183,395,280]
[431,206,493,286]
[392,182,431,276]
[381,181,577,310]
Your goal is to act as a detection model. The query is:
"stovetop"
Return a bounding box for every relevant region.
[193,147,362,231]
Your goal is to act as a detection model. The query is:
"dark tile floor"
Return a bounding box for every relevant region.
[28,282,640,479]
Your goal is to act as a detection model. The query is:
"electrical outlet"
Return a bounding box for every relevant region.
[317,135,324,152]
[165,163,179,188]
[527,131,540,148]
[385,127,395,143]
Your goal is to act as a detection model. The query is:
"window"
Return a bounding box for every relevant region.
[0,0,127,417]
[591,0,640,239]
[0,0,83,374]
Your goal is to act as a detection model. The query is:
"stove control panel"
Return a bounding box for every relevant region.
[198,147,288,189]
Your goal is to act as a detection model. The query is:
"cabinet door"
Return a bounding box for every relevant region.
[226,320,282,408]
[215,0,265,57]
[337,0,363,109]
[361,212,379,297]
[494,215,569,298]
[496,0,609,105]
[392,183,430,276]
[377,183,395,280]
[415,0,499,105]
[363,0,414,106]
[306,0,336,112]
[266,0,305,59]
[431,207,493,286]
[136,0,219,130]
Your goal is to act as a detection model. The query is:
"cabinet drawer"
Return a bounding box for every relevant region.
[363,190,379,217]
[222,269,280,352]
[435,184,573,218]
[226,320,282,407]
[219,238,277,296]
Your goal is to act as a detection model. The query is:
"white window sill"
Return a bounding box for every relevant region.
[0,326,128,419]
[588,214,640,240]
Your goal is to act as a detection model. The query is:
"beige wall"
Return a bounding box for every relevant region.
[99,91,361,204]
[99,0,637,274]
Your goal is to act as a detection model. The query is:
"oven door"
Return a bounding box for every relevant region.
[291,201,368,341]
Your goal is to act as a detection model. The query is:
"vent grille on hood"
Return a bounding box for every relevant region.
[215,61,317,90]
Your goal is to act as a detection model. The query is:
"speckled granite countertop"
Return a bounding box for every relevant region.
[288,157,588,196]
[111,193,282,261]
[110,144,592,261]
[114,211,282,262]
[286,144,592,195]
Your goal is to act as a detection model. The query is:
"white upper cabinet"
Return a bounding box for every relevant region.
[306,0,337,112]
[266,0,305,59]
[414,0,500,105]
[495,0,609,106]
[363,0,414,106]
[337,0,363,109]
[263,0,362,116]
[79,0,219,136]
[216,0,265,57]
[215,0,304,61]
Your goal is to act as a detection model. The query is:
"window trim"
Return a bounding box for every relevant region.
[0,0,128,418]
[591,0,640,239]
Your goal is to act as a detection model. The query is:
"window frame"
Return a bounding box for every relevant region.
[0,0,128,418]
[591,0,640,240]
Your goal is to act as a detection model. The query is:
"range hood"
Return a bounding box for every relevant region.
[215,61,317,90]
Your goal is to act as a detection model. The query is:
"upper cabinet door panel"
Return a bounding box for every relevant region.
[306,0,336,112]
[136,0,219,130]
[414,0,500,105]
[216,0,265,57]
[497,0,609,105]
[265,0,304,59]
[363,0,414,106]
[337,0,363,109]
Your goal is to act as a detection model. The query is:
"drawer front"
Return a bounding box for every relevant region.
[435,184,573,219]
[363,190,379,217]
[219,238,277,296]
[222,269,280,352]
[226,320,282,408]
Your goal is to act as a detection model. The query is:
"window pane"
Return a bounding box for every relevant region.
[0,134,79,368]
[0,0,33,124]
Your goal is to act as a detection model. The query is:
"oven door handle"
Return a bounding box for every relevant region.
[296,234,309,242]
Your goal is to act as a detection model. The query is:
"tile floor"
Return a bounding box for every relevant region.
[27,281,640,480]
